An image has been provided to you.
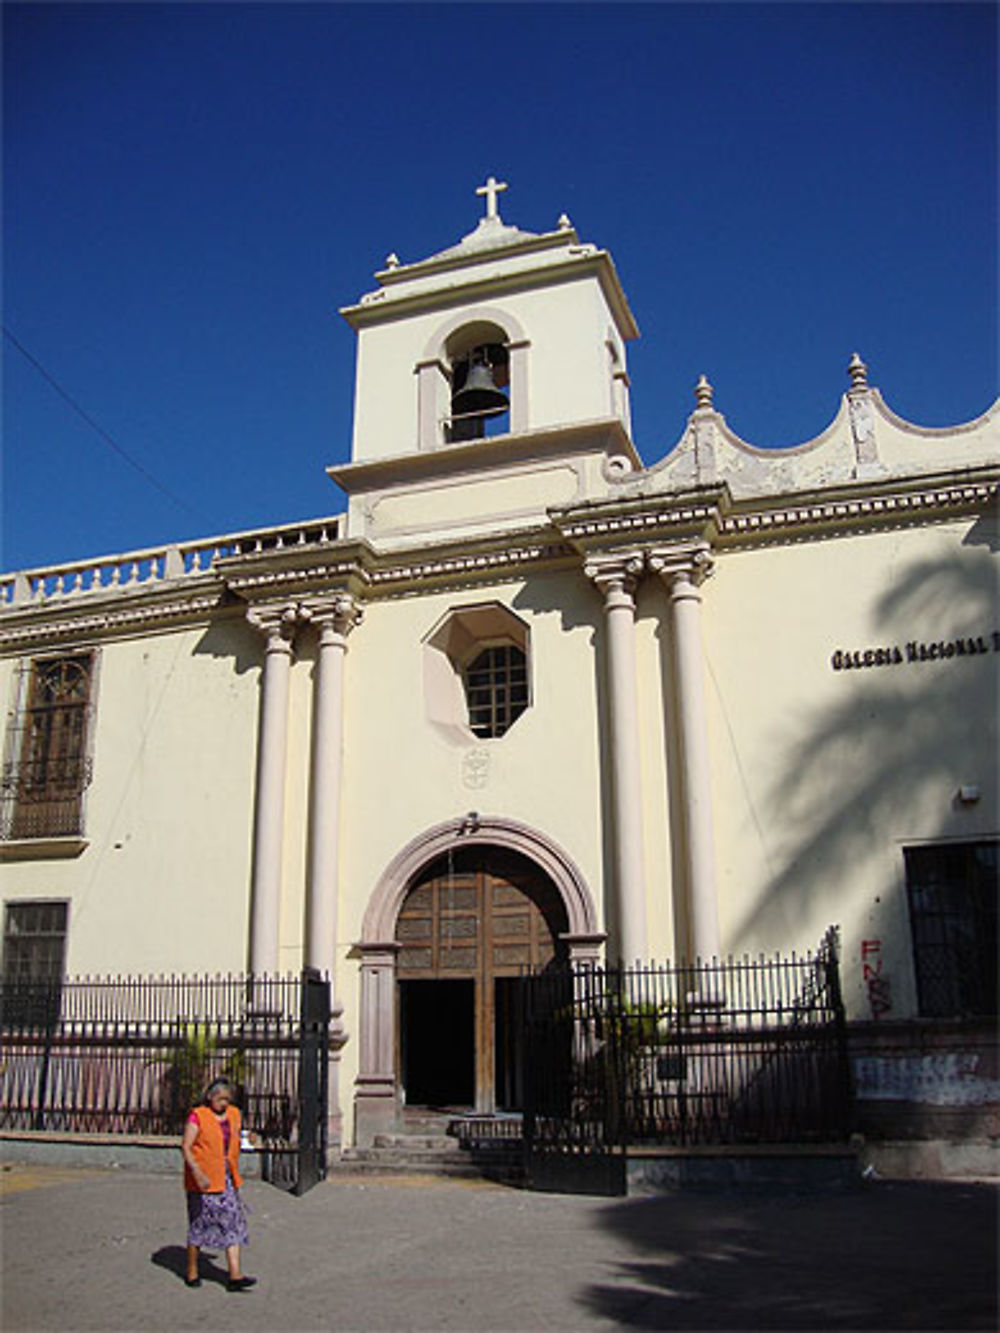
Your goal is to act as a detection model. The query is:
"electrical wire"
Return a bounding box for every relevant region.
[3,325,208,524]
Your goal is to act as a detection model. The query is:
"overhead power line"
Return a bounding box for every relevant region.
[3,325,208,525]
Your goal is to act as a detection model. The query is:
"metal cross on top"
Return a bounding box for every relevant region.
[475,175,508,220]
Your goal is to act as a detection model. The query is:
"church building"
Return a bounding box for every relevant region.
[2,181,997,1159]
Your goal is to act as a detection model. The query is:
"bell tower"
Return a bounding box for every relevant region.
[331,179,641,545]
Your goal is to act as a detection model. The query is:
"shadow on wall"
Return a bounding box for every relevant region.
[576,1181,998,1329]
[729,533,998,959]
[192,611,264,675]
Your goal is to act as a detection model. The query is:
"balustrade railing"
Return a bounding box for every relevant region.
[0,515,345,608]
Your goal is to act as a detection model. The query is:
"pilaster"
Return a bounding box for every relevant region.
[354,941,402,1146]
[415,358,449,451]
[847,353,886,480]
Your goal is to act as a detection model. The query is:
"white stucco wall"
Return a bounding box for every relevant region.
[0,614,261,976]
[702,515,998,1020]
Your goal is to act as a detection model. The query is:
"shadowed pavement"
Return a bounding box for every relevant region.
[1,1165,996,1331]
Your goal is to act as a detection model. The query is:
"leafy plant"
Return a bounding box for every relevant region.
[157,1024,246,1133]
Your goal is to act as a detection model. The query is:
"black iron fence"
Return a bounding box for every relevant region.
[521,929,850,1190]
[0,970,330,1192]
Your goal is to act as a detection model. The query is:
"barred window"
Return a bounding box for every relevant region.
[905,841,998,1019]
[1,654,95,841]
[464,645,528,739]
[2,901,68,983]
[1,900,68,1028]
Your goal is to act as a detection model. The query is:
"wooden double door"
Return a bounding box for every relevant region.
[395,847,568,1112]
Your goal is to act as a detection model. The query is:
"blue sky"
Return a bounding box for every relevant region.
[4,2,996,572]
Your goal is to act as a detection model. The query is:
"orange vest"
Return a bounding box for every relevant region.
[183,1104,243,1193]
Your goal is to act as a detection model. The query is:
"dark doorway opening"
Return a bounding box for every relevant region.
[400,978,474,1107]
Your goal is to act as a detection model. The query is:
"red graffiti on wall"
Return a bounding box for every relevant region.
[861,938,892,1019]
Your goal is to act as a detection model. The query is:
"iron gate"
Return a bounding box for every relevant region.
[520,930,851,1194]
[520,966,627,1196]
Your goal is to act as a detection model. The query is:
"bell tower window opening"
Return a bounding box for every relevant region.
[444,322,511,443]
[464,644,528,739]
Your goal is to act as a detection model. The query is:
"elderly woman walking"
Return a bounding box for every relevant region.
[181,1077,256,1291]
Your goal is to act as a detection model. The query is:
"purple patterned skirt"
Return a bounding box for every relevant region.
[186,1169,249,1249]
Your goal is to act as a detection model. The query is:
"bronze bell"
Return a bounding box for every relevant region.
[451,359,509,417]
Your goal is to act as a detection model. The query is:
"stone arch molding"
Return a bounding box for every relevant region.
[361,814,601,946]
[422,305,529,362]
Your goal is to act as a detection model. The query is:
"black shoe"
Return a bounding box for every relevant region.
[184,1277,202,1289]
[227,1276,257,1292]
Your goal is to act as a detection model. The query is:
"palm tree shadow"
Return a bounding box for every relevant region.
[577,1182,998,1329]
[729,546,998,973]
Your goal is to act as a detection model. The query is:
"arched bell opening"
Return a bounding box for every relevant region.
[445,322,510,443]
[396,845,568,1114]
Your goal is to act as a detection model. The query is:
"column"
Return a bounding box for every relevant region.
[304,594,362,982]
[585,552,647,963]
[650,549,721,964]
[246,604,299,976]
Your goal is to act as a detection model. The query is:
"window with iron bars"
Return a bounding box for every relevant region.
[463,644,528,739]
[1,654,95,841]
[1,900,68,1028]
[905,840,998,1019]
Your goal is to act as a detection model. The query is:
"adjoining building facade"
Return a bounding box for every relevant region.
[2,182,997,1159]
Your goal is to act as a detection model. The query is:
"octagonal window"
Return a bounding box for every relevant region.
[423,603,531,744]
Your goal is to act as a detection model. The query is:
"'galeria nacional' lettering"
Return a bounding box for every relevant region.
[831,631,999,671]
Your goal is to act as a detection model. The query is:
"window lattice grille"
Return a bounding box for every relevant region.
[464,645,528,739]
[905,841,998,1019]
[1,655,94,840]
[2,901,68,985]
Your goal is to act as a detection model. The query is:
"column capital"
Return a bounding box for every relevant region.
[246,601,309,650]
[648,544,715,594]
[302,592,364,643]
[584,550,645,604]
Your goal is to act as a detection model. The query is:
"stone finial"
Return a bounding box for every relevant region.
[557,213,573,230]
[848,352,869,391]
[384,252,400,269]
[695,374,714,410]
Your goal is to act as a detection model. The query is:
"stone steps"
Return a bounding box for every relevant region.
[335,1120,526,1182]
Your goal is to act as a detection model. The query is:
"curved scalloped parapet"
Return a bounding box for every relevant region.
[624,385,999,499]
[867,390,999,472]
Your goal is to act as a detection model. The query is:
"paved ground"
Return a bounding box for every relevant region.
[1,1164,996,1332]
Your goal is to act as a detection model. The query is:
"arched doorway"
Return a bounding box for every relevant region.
[354,816,603,1146]
[396,846,567,1113]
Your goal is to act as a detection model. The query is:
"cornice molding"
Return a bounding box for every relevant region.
[715,476,996,546]
[0,590,225,653]
[328,418,640,495]
[368,539,572,590]
[3,469,995,653]
[340,249,640,342]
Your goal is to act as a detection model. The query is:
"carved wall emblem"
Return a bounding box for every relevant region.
[462,747,490,790]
